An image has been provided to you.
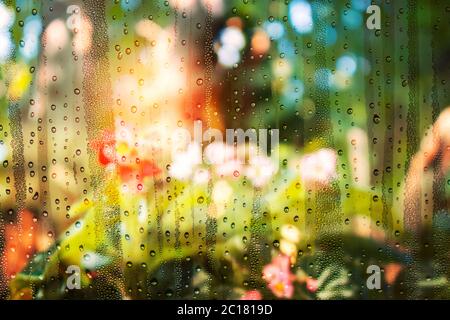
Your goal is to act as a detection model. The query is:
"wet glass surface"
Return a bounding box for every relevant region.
[0,0,450,300]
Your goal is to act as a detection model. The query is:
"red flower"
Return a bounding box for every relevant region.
[138,159,162,178]
[3,210,36,279]
[117,164,134,181]
[262,255,295,299]
[90,131,161,182]
[306,278,319,293]
[90,130,116,166]
[118,160,161,182]
[241,290,262,300]
[384,263,403,285]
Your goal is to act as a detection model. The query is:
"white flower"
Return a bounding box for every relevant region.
[205,142,243,177]
[204,142,235,165]
[298,148,337,184]
[216,159,243,177]
[193,168,210,185]
[245,155,277,187]
[137,124,171,156]
[170,158,193,180]
[281,225,300,243]
[280,239,297,260]
[212,180,233,204]
[170,143,202,180]
[115,123,134,144]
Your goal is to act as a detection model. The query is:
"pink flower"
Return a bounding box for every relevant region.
[245,155,277,187]
[241,290,262,300]
[298,148,337,185]
[262,255,295,299]
[204,142,242,178]
[306,278,319,293]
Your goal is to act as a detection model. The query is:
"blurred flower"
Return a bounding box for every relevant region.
[72,11,92,54]
[90,130,161,186]
[280,225,300,263]
[306,278,319,293]
[137,124,172,158]
[118,160,161,182]
[43,19,68,57]
[347,127,370,188]
[281,225,300,243]
[280,239,297,262]
[170,158,195,180]
[137,160,161,181]
[298,148,337,185]
[212,180,233,205]
[116,21,184,106]
[90,130,116,166]
[241,290,262,300]
[170,143,202,180]
[262,255,295,298]
[193,168,210,184]
[216,159,242,177]
[384,263,403,285]
[205,142,243,177]
[4,210,36,279]
[246,155,277,187]
[204,142,234,165]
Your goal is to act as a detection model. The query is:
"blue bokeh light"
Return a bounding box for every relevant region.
[289,0,313,34]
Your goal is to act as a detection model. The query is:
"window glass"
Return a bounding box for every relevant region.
[0,0,449,300]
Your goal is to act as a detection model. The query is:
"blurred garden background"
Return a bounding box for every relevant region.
[0,0,450,299]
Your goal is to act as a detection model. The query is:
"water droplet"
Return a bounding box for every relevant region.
[373,114,381,124]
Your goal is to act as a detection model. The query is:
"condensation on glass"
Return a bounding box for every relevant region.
[0,0,449,300]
